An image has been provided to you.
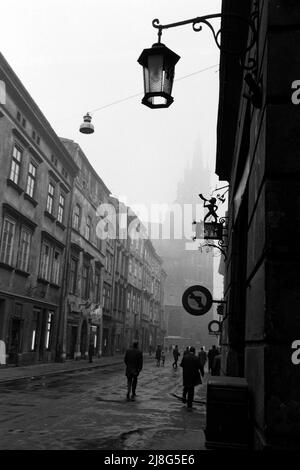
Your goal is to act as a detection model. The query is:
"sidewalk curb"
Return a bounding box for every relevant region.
[0,359,125,386]
[0,355,155,386]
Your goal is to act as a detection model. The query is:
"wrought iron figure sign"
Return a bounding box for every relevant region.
[198,193,224,241]
[199,194,218,223]
[203,222,223,240]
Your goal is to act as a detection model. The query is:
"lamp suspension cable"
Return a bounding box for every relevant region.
[88,63,219,115]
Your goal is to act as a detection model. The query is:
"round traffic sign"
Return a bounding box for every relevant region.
[182,285,213,316]
[208,320,221,335]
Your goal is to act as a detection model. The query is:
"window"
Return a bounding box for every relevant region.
[9,145,22,185]
[73,204,81,231]
[22,117,26,129]
[52,250,61,285]
[57,194,65,224]
[51,155,58,167]
[103,284,111,311]
[31,309,40,351]
[46,182,55,214]
[127,292,131,310]
[106,287,111,310]
[62,168,68,179]
[39,242,51,280]
[85,215,91,240]
[96,236,103,252]
[103,285,107,308]
[134,261,138,278]
[94,268,101,303]
[82,264,90,299]
[119,287,123,311]
[45,311,54,350]
[17,226,32,272]
[69,257,78,294]
[0,217,16,265]
[26,163,37,198]
[106,252,112,274]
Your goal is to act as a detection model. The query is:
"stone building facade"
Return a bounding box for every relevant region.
[0,53,78,366]
[216,0,300,449]
[60,138,110,360]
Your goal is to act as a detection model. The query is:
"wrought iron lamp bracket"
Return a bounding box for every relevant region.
[152,12,258,57]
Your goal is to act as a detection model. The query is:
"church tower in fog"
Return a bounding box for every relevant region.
[153,142,217,350]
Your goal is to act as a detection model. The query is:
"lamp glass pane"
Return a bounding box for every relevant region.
[143,66,150,94]
[148,54,164,93]
[163,66,175,95]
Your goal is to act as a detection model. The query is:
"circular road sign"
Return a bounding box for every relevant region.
[208,320,222,335]
[182,285,213,316]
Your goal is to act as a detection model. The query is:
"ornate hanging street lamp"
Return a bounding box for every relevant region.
[138,13,259,109]
[137,42,180,109]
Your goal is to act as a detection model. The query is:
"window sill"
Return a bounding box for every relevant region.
[56,221,66,231]
[15,268,30,277]
[49,282,60,289]
[37,277,49,285]
[6,178,23,195]
[23,193,38,207]
[0,262,14,271]
[44,210,56,222]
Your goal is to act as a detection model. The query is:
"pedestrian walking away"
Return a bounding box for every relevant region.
[198,347,207,377]
[172,345,180,369]
[180,346,202,410]
[155,345,162,367]
[211,350,221,376]
[207,345,218,374]
[161,350,165,366]
[88,341,94,363]
[124,340,143,401]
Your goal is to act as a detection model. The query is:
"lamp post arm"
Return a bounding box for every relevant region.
[152,13,257,55]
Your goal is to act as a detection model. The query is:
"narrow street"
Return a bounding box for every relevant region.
[0,356,207,450]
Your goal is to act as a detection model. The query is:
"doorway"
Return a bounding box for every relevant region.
[80,321,87,357]
[8,318,23,364]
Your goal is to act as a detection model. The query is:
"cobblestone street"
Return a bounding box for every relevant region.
[0,356,207,450]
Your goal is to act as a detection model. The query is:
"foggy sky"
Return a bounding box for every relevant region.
[0,0,222,211]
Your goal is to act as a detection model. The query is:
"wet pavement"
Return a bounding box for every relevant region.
[0,355,207,450]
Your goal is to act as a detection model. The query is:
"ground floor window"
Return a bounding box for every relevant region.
[45,311,54,350]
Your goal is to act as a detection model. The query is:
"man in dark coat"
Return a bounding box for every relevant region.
[208,345,218,374]
[155,345,162,367]
[198,347,207,377]
[124,340,143,401]
[172,345,180,369]
[180,346,202,410]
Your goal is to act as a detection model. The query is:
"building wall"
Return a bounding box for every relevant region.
[217,0,300,449]
[0,54,77,365]
[60,138,110,360]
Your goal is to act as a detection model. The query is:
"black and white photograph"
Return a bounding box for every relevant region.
[0,0,299,456]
